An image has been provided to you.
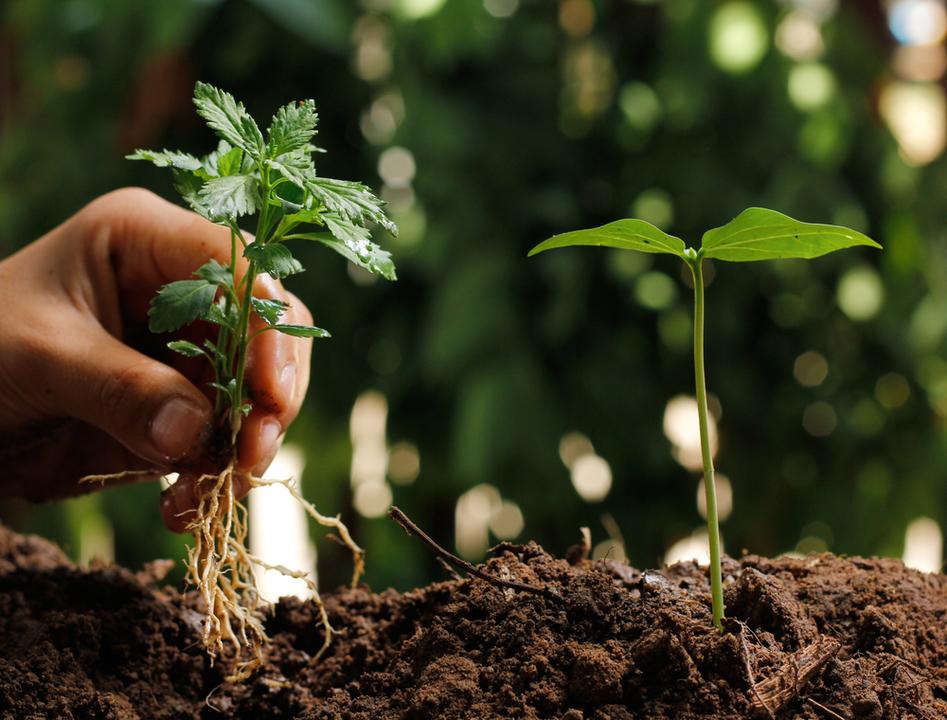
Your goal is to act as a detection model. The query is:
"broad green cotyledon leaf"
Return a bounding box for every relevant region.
[529,219,686,258]
[700,207,881,262]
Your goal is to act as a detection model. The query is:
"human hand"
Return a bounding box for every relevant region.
[0,188,313,531]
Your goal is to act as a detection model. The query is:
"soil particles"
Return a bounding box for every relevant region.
[1,524,945,719]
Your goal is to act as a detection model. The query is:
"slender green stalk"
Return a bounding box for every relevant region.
[688,252,724,629]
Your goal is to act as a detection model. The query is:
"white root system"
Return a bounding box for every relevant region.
[82,464,363,683]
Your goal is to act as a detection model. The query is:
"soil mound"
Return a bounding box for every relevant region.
[0,524,945,719]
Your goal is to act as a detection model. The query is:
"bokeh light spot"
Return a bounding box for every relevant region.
[709,2,768,74]
[571,454,613,502]
[802,401,837,437]
[793,350,828,387]
[836,266,884,321]
[635,271,677,310]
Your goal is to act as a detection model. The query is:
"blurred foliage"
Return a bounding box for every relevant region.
[2,0,946,591]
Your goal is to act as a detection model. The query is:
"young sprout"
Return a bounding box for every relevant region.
[530,208,880,629]
[120,82,396,678]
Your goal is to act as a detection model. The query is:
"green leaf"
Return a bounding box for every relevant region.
[194,259,233,287]
[209,378,238,401]
[167,340,206,358]
[148,279,217,333]
[244,241,304,278]
[529,219,686,258]
[199,175,260,219]
[287,225,397,281]
[193,81,265,157]
[203,299,238,329]
[251,297,289,325]
[273,324,331,338]
[127,149,202,172]
[266,99,319,157]
[700,208,882,262]
[216,146,244,177]
[203,339,225,363]
[305,176,397,235]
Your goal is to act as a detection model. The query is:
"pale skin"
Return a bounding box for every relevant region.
[0,188,313,532]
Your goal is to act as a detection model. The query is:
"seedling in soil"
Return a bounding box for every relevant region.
[530,208,880,629]
[89,82,396,679]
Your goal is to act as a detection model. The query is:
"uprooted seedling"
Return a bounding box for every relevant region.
[87,81,396,680]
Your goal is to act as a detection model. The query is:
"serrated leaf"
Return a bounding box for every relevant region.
[167,340,206,357]
[251,297,289,325]
[216,147,244,176]
[203,299,238,329]
[193,81,264,157]
[289,214,397,280]
[267,99,319,157]
[700,208,882,262]
[127,149,202,172]
[529,219,686,258]
[273,324,331,338]
[194,259,233,287]
[268,153,315,189]
[305,176,397,235]
[244,242,304,278]
[199,174,260,219]
[148,279,217,333]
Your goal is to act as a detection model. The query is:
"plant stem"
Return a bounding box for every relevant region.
[689,253,724,629]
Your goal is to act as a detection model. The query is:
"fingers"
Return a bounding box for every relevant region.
[238,280,313,473]
[34,319,213,468]
[77,188,247,322]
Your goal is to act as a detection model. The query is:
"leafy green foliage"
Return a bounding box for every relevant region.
[305,177,398,235]
[529,219,686,258]
[244,242,304,278]
[148,279,217,333]
[250,297,288,325]
[700,208,882,261]
[130,81,397,439]
[531,209,880,265]
[193,81,264,158]
[289,223,396,280]
[199,175,261,220]
[194,259,233,287]
[167,340,206,357]
[127,149,202,172]
[271,323,331,338]
[266,99,319,157]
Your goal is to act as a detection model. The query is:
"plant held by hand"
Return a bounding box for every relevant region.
[120,82,397,678]
[530,208,880,629]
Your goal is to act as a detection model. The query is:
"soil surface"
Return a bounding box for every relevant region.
[1,524,945,719]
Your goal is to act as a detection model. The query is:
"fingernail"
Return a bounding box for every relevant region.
[258,418,282,457]
[150,397,208,461]
[280,362,296,400]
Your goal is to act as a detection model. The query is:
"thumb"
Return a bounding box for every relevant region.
[45,324,213,467]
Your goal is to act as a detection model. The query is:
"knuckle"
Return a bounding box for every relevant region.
[97,363,161,421]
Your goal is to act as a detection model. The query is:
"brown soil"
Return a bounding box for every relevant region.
[1,524,945,719]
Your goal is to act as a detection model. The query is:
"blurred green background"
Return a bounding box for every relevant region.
[2,0,947,592]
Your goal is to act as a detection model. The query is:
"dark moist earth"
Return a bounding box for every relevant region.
[1,525,946,720]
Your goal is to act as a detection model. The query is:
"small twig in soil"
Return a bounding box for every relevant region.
[748,636,840,716]
[806,697,849,720]
[388,506,561,602]
[738,625,775,720]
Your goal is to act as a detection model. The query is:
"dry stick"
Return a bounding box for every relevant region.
[748,637,841,715]
[388,506,561,602]
[806,697,849,720]
[739,626,775,720]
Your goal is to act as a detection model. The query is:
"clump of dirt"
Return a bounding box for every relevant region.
[1,524,946,719]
